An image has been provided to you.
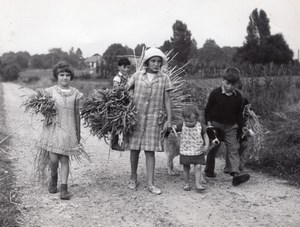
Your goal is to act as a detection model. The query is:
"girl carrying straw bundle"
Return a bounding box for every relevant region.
[35,62,88,200]
[126,47,172,195]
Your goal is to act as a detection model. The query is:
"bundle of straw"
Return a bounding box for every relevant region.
[22,88,56,126]
[134,48,190,125]
[244,104,267,160]
[80,87,137,142]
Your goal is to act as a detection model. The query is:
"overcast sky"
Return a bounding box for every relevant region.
[0,0,299,58]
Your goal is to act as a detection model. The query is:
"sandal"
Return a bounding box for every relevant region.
[183,184,191,191]
[196,185,206,192]
[148,185,162,195]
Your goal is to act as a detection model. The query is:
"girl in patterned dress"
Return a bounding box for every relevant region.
[175,104,209,192]
[126,47,172,195]
[36,62,85,200]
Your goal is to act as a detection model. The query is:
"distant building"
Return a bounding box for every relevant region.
[84,54,104,74]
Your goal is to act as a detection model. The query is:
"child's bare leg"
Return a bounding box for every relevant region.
[183,164,191,191]
[145,151,161,194]
[130,150,140,181]
[59,155,70,200]
[49,152,59,175]
[145,150,155,186]
[48,152,59,193]
[195,164,205,191]
[199,165,208,184]
[60,155,69,184]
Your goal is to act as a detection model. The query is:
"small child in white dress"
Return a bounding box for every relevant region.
[36,62,87,200]
[174,104,209,192]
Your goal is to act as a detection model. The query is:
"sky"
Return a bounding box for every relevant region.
[0,0,299,59]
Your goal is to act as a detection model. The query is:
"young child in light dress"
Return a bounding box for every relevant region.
[173,104,209,192]
[36,62,87,200]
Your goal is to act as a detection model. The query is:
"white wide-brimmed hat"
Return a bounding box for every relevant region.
[143,47,167,65]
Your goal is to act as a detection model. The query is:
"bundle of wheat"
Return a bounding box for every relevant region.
[244,104,267,160]
[135,49,190,125]
[22,88,56,126]
[80,87,137,143]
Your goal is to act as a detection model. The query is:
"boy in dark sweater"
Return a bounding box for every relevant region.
[204,67,250,186]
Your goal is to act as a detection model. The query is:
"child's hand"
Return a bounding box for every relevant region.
[77,130,81,143]
[203,145,209,155]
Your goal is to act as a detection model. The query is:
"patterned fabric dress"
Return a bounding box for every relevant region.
[127,70,172,151]
[179,122,207,165]
[36,85,83,157]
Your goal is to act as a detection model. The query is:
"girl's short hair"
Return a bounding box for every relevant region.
[223,67,240,85]
[53,62,75,80]
[118,58,131,66]
[182,104,200,119]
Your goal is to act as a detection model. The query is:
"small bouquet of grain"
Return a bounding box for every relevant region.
[244,104,268,160]
[22,88,56,126]
[80,87,137,150]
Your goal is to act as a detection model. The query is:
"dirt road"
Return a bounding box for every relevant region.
[3,82,300,227]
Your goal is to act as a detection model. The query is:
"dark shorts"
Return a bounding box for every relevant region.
[180,154,206,165]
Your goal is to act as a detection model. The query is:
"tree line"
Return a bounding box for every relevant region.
[0,8,298,81]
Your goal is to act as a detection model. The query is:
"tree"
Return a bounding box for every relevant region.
[0,63,20,81]
[264,34,293,64]
[134,43,146,56]
[75,48,83,59]
[170,20,192,66]
[1,51,30,69]
[69,47,75,56]
[235,8,293,64]
[102,43,133,77]
[160,40,172,54]
[198,39,224,65]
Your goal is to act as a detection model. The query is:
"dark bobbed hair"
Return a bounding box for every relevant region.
[118,58,131,66]
[223,67,240,85]
[53,62,75,80]
[182,104,200,120]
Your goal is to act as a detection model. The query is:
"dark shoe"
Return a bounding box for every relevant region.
[205,172,216,178]
[223,169,230,174]
[232,174,250,186]
[60,184,70,200]
[48,174,58,194]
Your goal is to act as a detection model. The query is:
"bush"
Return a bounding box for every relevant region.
[18,74,40,83]
[245,108,300,184]
[75,71,92,80]
[0,63,21,81]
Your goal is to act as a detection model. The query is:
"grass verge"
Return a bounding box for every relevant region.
[0,83,22,226]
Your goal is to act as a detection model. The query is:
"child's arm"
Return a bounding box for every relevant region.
[203,132,210,155]
[201,122,209,154]
[164,90,172,130]
[75,99,81,143]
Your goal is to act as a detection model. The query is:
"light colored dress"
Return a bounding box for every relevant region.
[36,85,83,156]
[180,122,206,156]
[127,70,171,151]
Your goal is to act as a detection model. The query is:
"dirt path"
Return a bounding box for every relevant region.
[3,82,300,227]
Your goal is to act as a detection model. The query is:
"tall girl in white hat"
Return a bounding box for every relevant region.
[126,47,172,195]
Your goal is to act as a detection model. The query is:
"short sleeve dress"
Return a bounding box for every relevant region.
[178,122,207,165]
[36,85,84,157]
[127,70,172,152]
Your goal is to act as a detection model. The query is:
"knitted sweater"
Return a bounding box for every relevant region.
[204,87,244,127]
